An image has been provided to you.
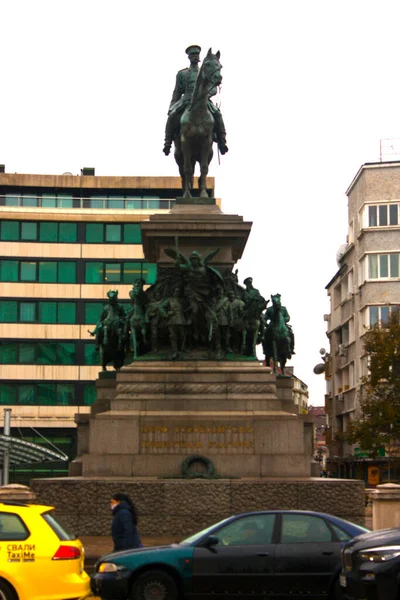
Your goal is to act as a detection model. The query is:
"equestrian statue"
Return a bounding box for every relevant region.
[163,45,228,199]
[88,290,126,371]
[262,294,295,375]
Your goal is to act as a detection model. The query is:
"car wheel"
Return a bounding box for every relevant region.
[0,580,17,600]
[131,570,178,600]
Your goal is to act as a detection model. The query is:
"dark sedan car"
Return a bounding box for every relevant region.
[91,510,368,600]
[341,527,400,600]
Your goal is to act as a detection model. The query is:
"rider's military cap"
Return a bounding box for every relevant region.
[185,45,201,55]
[243,277,253,285]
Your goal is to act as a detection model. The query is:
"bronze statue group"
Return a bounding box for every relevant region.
[90,249,295,374]
[89,46,295,372]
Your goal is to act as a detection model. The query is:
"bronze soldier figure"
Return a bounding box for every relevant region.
[163,45,228,157]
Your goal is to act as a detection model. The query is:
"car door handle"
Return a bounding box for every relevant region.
[322,551,334,555]
[256,553,269,557]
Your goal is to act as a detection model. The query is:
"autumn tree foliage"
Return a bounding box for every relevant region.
[343,308,400,457]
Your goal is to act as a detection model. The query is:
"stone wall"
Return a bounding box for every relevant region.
[31,477,365,538]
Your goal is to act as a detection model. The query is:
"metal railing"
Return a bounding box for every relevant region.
[0,195,176,210]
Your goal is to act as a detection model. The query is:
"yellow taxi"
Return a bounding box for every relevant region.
[0,500,90,600]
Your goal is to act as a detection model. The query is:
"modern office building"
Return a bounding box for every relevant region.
[0,167,214,482]
[324,161,400,479]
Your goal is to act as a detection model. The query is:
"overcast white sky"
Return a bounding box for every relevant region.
[2,0,400,405]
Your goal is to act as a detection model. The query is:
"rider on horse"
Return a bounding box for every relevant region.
[264,294,295,356]
[163,44,228,157]
[88,290,126,351]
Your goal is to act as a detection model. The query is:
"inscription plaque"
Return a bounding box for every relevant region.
[140,422,254,454]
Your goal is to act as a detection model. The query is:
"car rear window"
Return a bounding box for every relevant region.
[0,512,30,541]
[41,512,76,541]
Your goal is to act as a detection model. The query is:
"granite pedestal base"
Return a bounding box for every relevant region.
[31,477,366,537]
[72,361,314,479]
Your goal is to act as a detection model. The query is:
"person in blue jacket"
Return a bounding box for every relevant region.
[110,492,142,551]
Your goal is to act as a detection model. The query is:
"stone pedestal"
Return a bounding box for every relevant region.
[74,361,313,479]
[140,204,252,276]
[372,483,400,530]
[56,201,360,539]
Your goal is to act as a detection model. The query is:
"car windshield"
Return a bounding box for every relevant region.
[41,511,77,541]
[180,517,232,544]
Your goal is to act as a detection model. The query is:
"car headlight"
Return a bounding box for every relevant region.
[97,562,127,573]
[359,546,400,563]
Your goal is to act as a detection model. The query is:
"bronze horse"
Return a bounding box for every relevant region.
[263,303,292,375]
[174,49,223,198]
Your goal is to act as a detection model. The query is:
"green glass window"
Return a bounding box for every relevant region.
[59,222,77,243]
[105,224,121,242]
[36,383,55,405]
[37,343,56,364]
[41,194,56,208]
[85,262,103,283]
[83,384,97,406]
[39,262,57,283]
[124,224,142,243]
[19,384,35,405]
[20,262,37,281]
[0,343,18,364]
[19,343,35,363]
[57,383,74,405]
[39,302,57,323]
[126,197,142,209]
[88,197,105,209]
[1,221,19,241]
[84,302,104,323]
[0,301,18,322]
[147,198,160,209]
[58,195,73,208]
[39,222,58,242]
[57,343,75,365]
[5,194,19,207]
[0,384,17,404]
[142,262,157,284]
[84,343,100,365]
[21,222,37,240]
[21,195,38,207]
[20,302,36,322]
[58,302,76,324]
[105,263,120,282]
[86,224,104,243]
[0,261,18,282]
[123,262,141,284]
[58,262,76,283]
[108,196,125,209]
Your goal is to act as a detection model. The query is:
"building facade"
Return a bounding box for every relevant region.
[0,168,214,482]
[325,161,400,480]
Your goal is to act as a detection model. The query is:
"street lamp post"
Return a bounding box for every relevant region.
[3,409,11,486]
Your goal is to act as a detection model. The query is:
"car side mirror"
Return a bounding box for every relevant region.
[204,535,219,548]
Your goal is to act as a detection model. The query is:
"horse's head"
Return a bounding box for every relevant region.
[107,290,119,304]
[271,294,282,310]
[201,48,223,89]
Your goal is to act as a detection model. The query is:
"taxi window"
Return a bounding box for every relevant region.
[0,512,30,541]
[42,512,76,541]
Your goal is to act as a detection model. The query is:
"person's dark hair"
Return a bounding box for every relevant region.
[112,492,138,525]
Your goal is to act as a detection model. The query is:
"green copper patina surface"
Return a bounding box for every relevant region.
[163,46,228,199]
[89,249,295,366]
